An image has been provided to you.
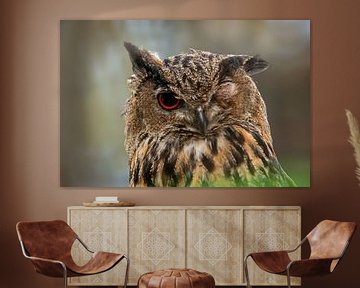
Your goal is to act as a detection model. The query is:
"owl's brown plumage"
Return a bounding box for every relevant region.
[123,42,295,187]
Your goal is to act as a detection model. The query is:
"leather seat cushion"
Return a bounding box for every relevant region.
[138,268,215,288]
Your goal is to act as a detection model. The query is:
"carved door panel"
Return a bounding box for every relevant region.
[187,209,243,285]
[128,209,186,284]
[68,208,128,286]
[243,208,301,286]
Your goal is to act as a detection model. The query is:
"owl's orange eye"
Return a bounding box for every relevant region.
[157,93,182,111]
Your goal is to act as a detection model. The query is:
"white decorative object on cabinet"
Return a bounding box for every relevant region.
[67,206,301,286]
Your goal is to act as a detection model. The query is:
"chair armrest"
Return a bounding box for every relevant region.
[287,257,336,277]
[246,251,292,274]
[247,250,290,258]
[286,237,307,253]
[76,236,94,253]
[19,240,67,277]
[245,236,306,258]
[25,255,67,277]
[25,255,65,266]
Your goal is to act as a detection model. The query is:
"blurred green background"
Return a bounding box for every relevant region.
[60,20,310,187]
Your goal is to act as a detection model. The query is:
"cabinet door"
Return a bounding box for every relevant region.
[187,209,243,285]
[243,208,301,286]
[68,208,127,286]
[128,209,186,284]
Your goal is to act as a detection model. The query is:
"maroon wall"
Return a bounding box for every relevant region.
[1,1,360,287]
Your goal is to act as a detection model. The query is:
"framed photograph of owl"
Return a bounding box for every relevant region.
[60,20,310,188]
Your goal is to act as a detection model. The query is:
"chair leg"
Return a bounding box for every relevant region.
[243,255,252,288]
[62,264,68,288]
[123,255,130,288]
[286,269,291,288]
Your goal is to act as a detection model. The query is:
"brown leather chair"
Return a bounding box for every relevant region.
[16,220,129,288]
[244,220,356,288]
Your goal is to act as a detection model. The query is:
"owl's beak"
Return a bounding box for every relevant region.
[195,107,208,135]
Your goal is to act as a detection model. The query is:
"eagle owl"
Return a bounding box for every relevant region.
[123,42,295,187]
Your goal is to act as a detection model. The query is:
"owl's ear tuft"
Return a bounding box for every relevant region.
[124,42,144,73]
[243,55,269,76]
[219,55,269,79]
[219,56,244,79]
[124,42,163,78]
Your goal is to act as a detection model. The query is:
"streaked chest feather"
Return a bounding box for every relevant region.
[128,125,292,187]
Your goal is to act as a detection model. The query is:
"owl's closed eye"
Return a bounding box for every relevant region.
[123,42,295,187]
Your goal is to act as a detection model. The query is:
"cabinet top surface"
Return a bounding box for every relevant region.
[68,205,301,210]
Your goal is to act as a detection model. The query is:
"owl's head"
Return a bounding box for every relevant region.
[124,42,271,162]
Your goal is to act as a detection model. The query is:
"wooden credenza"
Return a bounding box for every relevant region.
[67,206,301,286]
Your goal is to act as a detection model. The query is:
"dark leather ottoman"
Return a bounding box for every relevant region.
[138,268,215,288]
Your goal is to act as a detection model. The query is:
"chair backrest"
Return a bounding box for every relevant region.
[16,220,77,261]
[307,220,356,262]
